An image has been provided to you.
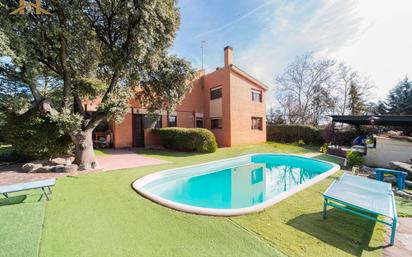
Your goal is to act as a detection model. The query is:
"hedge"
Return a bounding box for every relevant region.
[267,124,323,145]
[5,110,73,159]
[322,126,360,146]
[153,128,217,153]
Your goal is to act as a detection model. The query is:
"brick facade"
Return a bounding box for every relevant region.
[85,47,268,148]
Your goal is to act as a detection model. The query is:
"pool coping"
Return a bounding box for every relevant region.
[132,153,341,216]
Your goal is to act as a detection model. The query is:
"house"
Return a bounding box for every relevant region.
[85,46,268,148]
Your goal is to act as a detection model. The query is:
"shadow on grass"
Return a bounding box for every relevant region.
[287,208,387,256]
[0,195,27,206]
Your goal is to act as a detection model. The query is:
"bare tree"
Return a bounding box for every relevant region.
[334,63,371,115]
[275,54,337,125]
[275,55,373,126]
[266,106,285,124]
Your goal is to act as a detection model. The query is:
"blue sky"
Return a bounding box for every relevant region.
[170,0,412,105]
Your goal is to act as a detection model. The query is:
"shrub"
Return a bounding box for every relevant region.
[319,143,328,153]
[5,110,73,159]
[346,150,364,166]
[267,124,323,145]
[322,126,360,146]
[154,128,217,153]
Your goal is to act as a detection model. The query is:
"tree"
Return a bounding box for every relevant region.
[275,55,372,126]
[385,77,412,114]
[348,81,367,115]
[334,63,371,115]
[0,1,195,169]
[266,106,284,125]
[275,53,337,125]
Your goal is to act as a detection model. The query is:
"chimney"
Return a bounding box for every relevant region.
[224,46,233,67]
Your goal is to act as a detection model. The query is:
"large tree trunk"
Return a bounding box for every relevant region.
[71,130,99,170]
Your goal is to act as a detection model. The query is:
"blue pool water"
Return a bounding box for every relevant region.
[141,154,335,210]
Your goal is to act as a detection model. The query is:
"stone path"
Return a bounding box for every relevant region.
[384,218,412,256]
[0,149,168,185]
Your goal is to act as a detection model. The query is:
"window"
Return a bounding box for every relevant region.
[143,115,162,129]
[211,119,222,129]
[251,117,262,130]
[168,115,177,127]
[251,89,262,102]
[251,168,263,184]
[196,118,203,128]
[210,87,222,100]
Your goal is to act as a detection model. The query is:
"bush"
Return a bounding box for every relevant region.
[154,128,217,153]
[322,126,360,146]
[319,143,328,153]
[346,150,364,166]
[267,124,323,145]
[5,110,73,159]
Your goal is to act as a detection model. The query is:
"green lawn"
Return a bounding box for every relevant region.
[0,142,403,257]
[0,193,46,257]
[232,170,385,257]
[94,149,108,156]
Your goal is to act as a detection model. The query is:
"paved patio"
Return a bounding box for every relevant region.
[0,149,168,185]
[384,217,412,256]
[96,149,168,171]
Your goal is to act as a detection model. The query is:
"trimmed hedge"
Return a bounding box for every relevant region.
[267,124,323,145]
[153,128,217,153]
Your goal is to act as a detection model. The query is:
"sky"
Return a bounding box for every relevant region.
[170,0,412,106]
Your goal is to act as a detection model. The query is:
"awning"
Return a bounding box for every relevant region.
[330,115,412,126]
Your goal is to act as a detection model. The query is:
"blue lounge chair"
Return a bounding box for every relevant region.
[323,174,397,245]
[375,168,407,191]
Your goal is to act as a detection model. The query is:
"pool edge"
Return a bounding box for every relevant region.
[132,153,341,217]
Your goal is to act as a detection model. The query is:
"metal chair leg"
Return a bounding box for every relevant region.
[323,199,328,219]
[390,218,397,245]
[43,188,50,201]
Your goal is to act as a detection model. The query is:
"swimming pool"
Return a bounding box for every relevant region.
[133,154,340,216]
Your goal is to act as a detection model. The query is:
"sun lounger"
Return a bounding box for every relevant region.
[0,178,56,201]
[323,174,397,245]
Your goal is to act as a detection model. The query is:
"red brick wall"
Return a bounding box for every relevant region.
[112,110,133,148]
[229,71,266,145]
[203,67,232,147]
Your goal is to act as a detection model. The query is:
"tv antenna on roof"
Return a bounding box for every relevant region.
[201,40,207,70]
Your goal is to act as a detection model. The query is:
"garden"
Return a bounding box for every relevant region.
[3,142,410,257]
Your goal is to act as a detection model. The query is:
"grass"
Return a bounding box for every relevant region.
[94,149,108,156]
[396,196,412,217]
[231,170,385,257]
[0,142,392,257]
[0,193,46,257]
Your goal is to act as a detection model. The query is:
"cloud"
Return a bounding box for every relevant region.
[233,0,412,102]
[195,0,278,38]
[232,0,363,103]
[332,0,412,99]
[177,0,412,103]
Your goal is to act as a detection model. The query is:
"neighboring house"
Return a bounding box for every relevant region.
[85,46,268,148]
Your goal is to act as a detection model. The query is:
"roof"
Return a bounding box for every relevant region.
[331,115,412,126]
[229,65,269,90]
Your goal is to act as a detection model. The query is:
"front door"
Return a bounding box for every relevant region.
[133,114,145,147]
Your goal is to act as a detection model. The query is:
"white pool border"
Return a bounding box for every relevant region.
[132,153,341,216]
